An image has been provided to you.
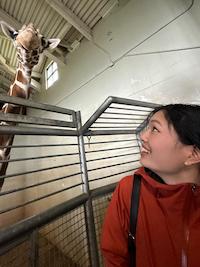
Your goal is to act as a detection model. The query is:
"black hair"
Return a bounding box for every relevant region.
[146,104,200,149]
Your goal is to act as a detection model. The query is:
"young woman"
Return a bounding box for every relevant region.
[101,104,200,267]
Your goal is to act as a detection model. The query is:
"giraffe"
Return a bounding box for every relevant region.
[0,21,60,190]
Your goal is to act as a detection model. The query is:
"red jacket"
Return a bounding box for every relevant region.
[101,167,200,267]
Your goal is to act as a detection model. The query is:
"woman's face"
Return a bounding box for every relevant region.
[139,110,192,177]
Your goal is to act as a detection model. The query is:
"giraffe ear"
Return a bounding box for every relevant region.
[0,21,18,40]
[47,38,60,50]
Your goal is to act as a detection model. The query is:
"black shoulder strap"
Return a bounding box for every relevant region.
[128,174,141,267]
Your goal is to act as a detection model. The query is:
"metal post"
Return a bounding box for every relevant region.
[76,111,100,267]
[30,229,39,267]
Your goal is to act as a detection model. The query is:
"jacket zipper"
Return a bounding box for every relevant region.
[181,184,196,267]
[181,230,189,267]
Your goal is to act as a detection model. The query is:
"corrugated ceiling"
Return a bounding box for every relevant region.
[0,0,120,92]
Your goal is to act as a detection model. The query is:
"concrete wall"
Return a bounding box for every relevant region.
[2,0,200,226]
[36,0,200,123]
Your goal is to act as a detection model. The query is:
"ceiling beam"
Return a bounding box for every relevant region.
[46,0,93,41]
[0,74,11,87]
[0,8,21,29]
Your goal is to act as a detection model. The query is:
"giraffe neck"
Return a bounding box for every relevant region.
[12,63,32,98]
[0,59,34,190]
[2,64,32,115]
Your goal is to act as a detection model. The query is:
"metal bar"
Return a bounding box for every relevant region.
[76,111,100,267]
[108,106,153,112]
[84,129,137,135]
[86,152,139,163]
[84,138,137,145]
[0,152,79,163]
[81,96,157,134]
[0,125,77,136]
[90,126,138,129]
[109,96,158,108]
[30,230,38,267]
[90,183,117,198]
[87,159,139,172]
[0,235,29,256]
[0,113,75,128]
[0,193,89,246]
[94,121,142,124]
[85,145,138,154]
[0,143,78,149]
[100,116,145,121]
[0,161,80,181]
[0,182,84,215]
[0,172,82,196]
[89,167,139,182]
[0,94,75,115]
[81,97,113,134]
[104,111,148,116]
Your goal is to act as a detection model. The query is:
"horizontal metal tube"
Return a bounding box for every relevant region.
[104,111,148,116]
[0,152,79,163]
[86,152,139,163]
[109,96,158,108]
[90,182,117,198]
[90,126,138,129]
[0,125,77,136]
[89,167,140,182]
[108,106,152,112]
[0,161,80,180]
[88,159,139,172]
[84,130,137,135]
[0,143,78,149]
[0,193,88,246]
[0,94,75,115]
[100,116,145,121]
[84,138,137,145]
[85,145,138,154]
[0,172,82,196]
[81,96,158,134]
[0,113,75,128]
[94,121,142,125]
[0,182,84,215]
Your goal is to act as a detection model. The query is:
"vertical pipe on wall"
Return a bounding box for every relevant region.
[76,111,100,267]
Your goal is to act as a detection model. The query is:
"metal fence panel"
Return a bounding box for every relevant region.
[0,96,156,266]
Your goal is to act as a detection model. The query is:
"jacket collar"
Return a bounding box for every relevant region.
[144,168,165,184]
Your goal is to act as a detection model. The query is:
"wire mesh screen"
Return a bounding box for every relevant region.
[0,239,30,267]
[38,205,90,267]
[92,192,113,267]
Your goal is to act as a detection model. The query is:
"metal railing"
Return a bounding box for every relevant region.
[0,95,157,266]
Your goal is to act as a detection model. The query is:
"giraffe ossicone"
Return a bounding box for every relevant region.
[0,21,60,190]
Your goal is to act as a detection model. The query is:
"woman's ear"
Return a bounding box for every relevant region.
[185,146,200,166]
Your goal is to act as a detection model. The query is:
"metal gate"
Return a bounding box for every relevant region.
[0,95,157,266]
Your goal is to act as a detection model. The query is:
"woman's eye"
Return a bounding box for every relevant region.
[152,127,158,132]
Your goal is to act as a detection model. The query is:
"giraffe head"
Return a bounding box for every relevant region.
[0,21,60,69]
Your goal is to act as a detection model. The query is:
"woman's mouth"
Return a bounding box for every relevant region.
[141,146,151,155]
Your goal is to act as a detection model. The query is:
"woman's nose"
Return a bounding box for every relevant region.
[140,128,149,142]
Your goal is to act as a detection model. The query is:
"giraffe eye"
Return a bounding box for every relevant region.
[12,31,18,39]
[41,37,48,48]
